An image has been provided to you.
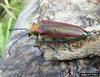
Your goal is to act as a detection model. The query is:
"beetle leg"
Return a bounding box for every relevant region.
[34,37,38,47]
[42,38,56,50]
[33,36,43,52]
[67,44,72,51]
[32,35,44,52]
[42,38,59,55]
[51,38,72,51]
[34,35,39,47]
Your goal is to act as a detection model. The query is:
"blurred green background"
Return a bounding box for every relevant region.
[0,0,24,57]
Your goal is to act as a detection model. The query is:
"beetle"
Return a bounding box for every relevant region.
[8,20,91,55]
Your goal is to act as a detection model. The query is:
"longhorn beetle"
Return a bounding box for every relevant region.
[8,20,91,55]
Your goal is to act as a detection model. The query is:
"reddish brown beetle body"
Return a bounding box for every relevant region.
[29,20,89,39]
[9,20,90,55]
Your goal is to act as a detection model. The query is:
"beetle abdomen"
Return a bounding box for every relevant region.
[38,20,88,38]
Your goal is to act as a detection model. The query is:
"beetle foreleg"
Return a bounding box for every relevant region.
[34,36,39,47]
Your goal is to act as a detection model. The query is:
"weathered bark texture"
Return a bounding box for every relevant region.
[0,0,100,77]
[44,30,100,60]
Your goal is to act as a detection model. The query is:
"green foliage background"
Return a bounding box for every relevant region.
[0,0,24,57]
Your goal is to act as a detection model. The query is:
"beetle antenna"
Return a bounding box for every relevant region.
[8,33,27,55]
[9,28,28,31]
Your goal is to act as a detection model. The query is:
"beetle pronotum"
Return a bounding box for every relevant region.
[8,20,91,55]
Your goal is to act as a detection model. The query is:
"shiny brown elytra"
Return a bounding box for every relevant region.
[29,20,89,39]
